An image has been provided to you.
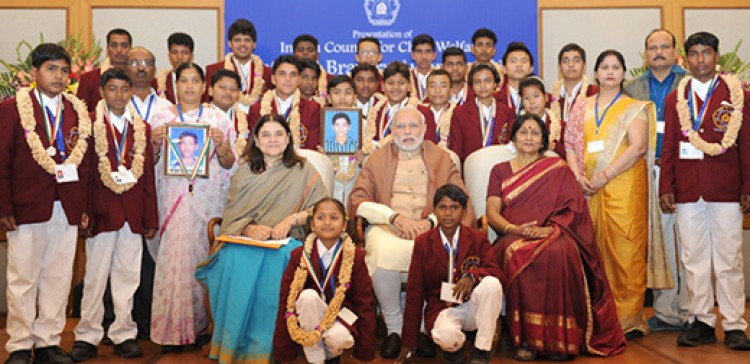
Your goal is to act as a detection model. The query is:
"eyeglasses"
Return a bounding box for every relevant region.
[127,59,155,68]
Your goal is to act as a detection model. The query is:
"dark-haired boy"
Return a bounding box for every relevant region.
[355,37,384,93]
[552,43,599,122]
[205,18,273,107]
[157,32,195,104]
[351,63,384,117]
[442,47,473,106]
[298,58,325,105]
[78,28,132,112]
[497,41,535,116]
[469,28,503,85]
[418,69,454,145]
[0,43,92,364]
[293,34,332,96]
[70,68,157,362]
[410,34,437,101]
[395,184,502,364]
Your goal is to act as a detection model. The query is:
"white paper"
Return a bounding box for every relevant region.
[55,163,79,183]
[656,121,666,134]
[587,140,604,154]
[338,306,358,325]
[440,282,461,304]
[679,141,704,160]
[111,170,137,185]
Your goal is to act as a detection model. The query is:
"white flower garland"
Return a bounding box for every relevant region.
[551,75,589,121]
[225,53,265,106]
[93,100,147,194]
[260,89,302,148]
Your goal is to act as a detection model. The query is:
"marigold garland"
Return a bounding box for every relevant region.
[331,156,359,182]
[434,102,456,148]
[260,89,302,148]
[16,87,91,174]
[285,233,355,346]
[363,97,420,153]
[551,75,589,122]
[93,100,147,194]
[225,53,265,106]
[156,68,170,99]
[676,74,744,155]
[234,104,250,156]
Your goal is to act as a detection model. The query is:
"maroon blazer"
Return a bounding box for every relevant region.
[448,97,515,162]
[162,70,177,104]
[77,68,102,112]
[416,104,440,143]
[402,225,501,349]
[274,244,376,362]
[660,78,750,203]
[544,111,567,159]
[204,58,274,101]
[247,97,321,150]
[87,111,158,235]
[0,95,91,225]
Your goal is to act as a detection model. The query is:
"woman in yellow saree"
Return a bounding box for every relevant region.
[565,50,671,339]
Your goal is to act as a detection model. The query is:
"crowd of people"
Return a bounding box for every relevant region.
[1,17,749,364]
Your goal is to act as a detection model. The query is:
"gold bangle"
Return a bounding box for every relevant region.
[504,224,515,234]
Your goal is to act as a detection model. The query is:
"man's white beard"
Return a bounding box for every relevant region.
[394,134,424,152]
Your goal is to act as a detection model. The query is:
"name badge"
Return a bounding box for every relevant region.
[111,170,137,184]
[55,164,79,183]
[656,120,665,134]
[440,282,461,304]
[587,140,605,154]
[338,307,358,325]
[679,141,704,160]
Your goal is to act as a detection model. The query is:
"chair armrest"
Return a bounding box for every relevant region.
[478,215,488,233]
[207,217,223,252]
[354,216,369,246]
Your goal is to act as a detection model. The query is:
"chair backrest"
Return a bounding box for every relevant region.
[296,149,335,195]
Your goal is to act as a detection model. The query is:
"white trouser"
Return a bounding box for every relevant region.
[372,268,409,335]
[5,201,78,352]
[431,277,503,352]
[676,199,747,331]
[652,165,689,324]
[74,223,143,345]
[296,289,354,363]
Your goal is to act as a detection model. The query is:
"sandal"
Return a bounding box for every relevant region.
[513,347,537,361]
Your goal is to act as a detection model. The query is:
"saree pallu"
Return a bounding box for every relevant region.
[196,240,302,364]
[492,157,625,356]
[581,96,670,335]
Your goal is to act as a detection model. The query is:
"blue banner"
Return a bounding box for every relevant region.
[225,0,538,75]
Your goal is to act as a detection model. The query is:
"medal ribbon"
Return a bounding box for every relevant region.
[131,95,155,122]
[563,90,577,121]
[166,131,211,185]
[413,70,426,100]
[275,98,293,122]
[381,104,399,138]
[477,99,497,147]
[37,90,64,154]
[433,105,446,142]
[302,240,343,299]
[103,107,130,166]
[177,104,204,123]
[688,77,719,131]
[443,242,458,283]
[595,91,622,134]
[232,56,250,93]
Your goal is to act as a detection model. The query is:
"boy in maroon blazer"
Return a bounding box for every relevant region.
[0,43,92,364]
[449,63,514,163]
[70,68,158,361]
[396,184,503,364]
[77,28,132,112]
[247,55,321,150]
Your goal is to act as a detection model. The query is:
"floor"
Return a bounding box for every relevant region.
[1,308,748,363]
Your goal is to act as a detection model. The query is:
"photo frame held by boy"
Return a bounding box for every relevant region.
[321,107,362,155]
[164,123,211,178]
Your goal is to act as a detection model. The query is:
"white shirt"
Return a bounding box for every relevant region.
[387,98,409,115]
[37,90,61,113]
[451,84,467,105]
[356,96,374,115]
[316,239,339,270]
[275,91,294,115]
[509,86,520,107]
[415,69,430,92]
[108,107,132,133]
[439,226,460,252]
[691,75,718,101]
[560,80,583,100]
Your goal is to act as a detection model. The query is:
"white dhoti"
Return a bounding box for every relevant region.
[295,289,354,363]
[431,277,503,352]
[74,223,143,345]
[5,201,78,352]
[676,198,747,331]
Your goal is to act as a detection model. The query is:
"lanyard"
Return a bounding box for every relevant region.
[302,240,343,300]
[688,77,719,131]
[443,242,458,283]
[562,88,579,121]
[381,103,400,138]
[104,108,130,166]
[594,91,622,133]
[38,90,64,153]
[433,105,446,142]
[477,99,496,147]
[177,104,203,123]
[131,95,155,121]
[648,72,675,116]
[166,130,211,191]
[275,98,293,121]
[508,88,522,117]
[232,56,251,92]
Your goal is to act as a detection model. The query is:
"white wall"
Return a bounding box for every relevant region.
[92,8,219,74]
[0,9,66,71]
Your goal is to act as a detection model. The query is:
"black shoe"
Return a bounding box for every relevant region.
[70,341,98,362]
[380,333,401,358]
[442,348,466,364]
[724,330,750,351]
[5,350,31,364]
[624,329,645,340]
[414,332,437,358]
[33,346,73,364]
[100,336,113,346]
[114,339,143,358]
[161,344,184,354]
[468,347,492,364]
[193,333,211,348]
[677,320,717,346]
[324,357,341,364]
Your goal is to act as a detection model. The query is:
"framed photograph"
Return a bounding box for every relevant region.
[164,123,211,178]
[321,107,362,155]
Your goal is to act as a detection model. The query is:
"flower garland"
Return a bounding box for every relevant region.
[225,53,265,106]
[317,63,328,99]
[234,104,250,156]
[676,74,744,155]
[435,102,457,148]
[331,155,359,182]
[156,68,170,99]
[285,233,355,346]
[16,87,91,174]
[551,75,589,121]
[260,89,302,148]
[363,97,420,153]
[93,100,146,194]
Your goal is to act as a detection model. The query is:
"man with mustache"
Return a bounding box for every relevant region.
[624,29,688,333]
[348,107,475,359]
[77,28,133,112]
